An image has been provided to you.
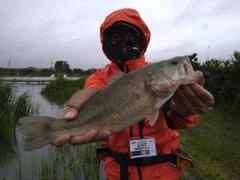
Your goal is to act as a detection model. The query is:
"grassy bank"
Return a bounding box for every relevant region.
[41,77,87,105]
[179,109,240,180]
[40,78,240,179]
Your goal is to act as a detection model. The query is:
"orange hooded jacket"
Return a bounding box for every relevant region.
[84,8,198,180]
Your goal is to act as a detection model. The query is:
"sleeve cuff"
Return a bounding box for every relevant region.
[162,100,176,130]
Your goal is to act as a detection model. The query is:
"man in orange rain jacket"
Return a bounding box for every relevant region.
[53,8,214,179]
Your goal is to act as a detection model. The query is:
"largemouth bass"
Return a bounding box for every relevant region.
[18,56,198,151]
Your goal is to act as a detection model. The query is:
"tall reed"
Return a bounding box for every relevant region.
[20,143,100,180]
[41,77,87,104]
[0,80,39,164]
[0,80,38,136]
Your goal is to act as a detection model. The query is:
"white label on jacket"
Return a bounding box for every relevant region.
[129,136,156,159]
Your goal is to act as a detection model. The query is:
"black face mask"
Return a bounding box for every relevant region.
[103,22,143,66]
[104,40,141,65]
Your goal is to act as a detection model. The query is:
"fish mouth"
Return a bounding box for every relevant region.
[159,56,195,90]
[179,56,194,75]
[160,56,193,87]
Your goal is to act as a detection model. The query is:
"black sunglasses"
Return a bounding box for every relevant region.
[105,32,140,45]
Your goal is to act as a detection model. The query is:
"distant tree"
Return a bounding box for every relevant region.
[188,53,201,71]
[40,68,51,73]
[19,67,35,74]
[199,50,240,114]
[85,68,97,74]
[54,61,70,73]
[73,68,84,74]
[223,50,240,112]
[188,53,198,62]
[201,59,225,105]
[40,68,52,75]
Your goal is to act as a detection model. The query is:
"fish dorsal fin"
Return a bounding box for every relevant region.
[146,109,159,126]
[66,88,100,109]
[108,71,125,85]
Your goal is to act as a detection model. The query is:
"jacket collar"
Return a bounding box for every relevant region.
[110,55,147,72]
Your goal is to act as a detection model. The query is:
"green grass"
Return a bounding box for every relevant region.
[2,78,238,179]
[5,143,101,180]
[0,80,38,136]
[0,80,39,166]
[41,77,87,105]
[179,109,240,180]
[40,78,240,179]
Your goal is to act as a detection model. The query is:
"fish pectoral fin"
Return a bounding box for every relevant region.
[181,73,199,85]
[146,109,159,126]
[108,71,125,85]
[67,88,100,109]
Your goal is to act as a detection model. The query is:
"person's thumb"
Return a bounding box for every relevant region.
[58,106,78,120]
[195,71,205,87]
[64,108,78,120]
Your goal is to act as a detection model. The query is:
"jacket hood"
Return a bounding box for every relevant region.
[100,8,151,61]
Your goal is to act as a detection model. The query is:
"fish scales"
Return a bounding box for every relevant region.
[18,56,198,151]
[53,68,152,135]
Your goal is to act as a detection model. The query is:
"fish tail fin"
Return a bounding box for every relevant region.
[18,116,58,151]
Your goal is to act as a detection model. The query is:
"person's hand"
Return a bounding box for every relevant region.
[171,71,214,116]
[52,106,112,147]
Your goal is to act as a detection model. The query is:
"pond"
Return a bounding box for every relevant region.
[0,83,99,180]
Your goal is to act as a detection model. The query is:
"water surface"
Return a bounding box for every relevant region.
[0,83,95,179]
[0,83,60,178]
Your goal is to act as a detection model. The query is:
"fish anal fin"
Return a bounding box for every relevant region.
[108,71,125,85]
[146,109,159,126]
[67,88,100,109]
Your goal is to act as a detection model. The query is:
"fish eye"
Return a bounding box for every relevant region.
[172,59,178,65]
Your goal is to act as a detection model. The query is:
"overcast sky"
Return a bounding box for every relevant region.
[1,0,239,70]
